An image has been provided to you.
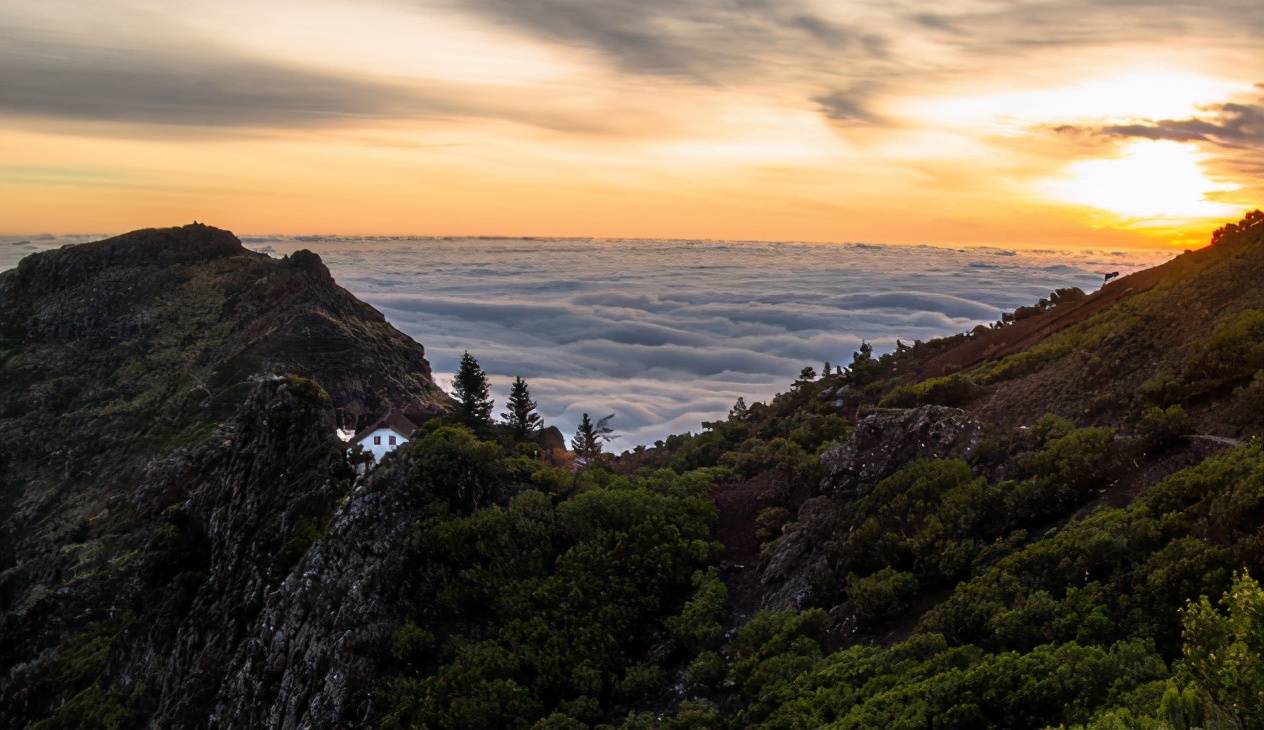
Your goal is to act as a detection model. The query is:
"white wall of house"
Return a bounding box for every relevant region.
[358,427,408,461]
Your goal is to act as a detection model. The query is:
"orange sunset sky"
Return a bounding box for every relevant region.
[1,1,1262,248]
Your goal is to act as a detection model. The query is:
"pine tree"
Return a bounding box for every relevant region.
[453,351,494,426]
[823,361,832,378]
[501,376,542,439]
[728,396,748,421]
[799,365,817,381]
[571,413,602,465]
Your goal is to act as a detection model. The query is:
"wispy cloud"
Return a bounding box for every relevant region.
[456,0,884,81]
[1,0,1260,240]
[0,29,441,128]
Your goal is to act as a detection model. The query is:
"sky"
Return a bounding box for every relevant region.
[1,1,1261,248]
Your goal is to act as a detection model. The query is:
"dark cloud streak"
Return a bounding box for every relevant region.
[0,29,450,128]
[458,0,885,82]
[0,26,634,134]
[1097,99,1264,148]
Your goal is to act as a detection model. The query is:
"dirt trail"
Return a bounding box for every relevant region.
[1185,434,1246,448]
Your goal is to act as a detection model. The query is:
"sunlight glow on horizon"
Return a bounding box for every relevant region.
[901,69,1248,132]
[0,1,1260,248]
[1039,140,1241,223]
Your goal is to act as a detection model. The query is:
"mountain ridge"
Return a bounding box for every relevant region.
[4,217,1264,728]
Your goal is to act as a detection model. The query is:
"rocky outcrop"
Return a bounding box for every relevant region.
[819,406,984,497]
[0,226,450,728]
[213,442,426,729]
[757,495,845,611]
[757,406,983,611]
[135,377,353,726]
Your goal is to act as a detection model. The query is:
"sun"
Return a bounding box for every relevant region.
[1039,140,1240,223]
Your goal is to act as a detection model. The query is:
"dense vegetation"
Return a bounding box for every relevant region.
[378,424,726,728]
[9,215,1264,728]
[371,212,1264,728]
[368,391,1262,728]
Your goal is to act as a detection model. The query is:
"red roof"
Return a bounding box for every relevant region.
[351,409,418,444]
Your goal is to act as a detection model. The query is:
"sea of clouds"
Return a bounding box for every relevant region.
[0,234,1170,446]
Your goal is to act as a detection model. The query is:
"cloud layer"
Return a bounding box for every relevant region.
[0,234,1172,445]
[241,237,1163,446]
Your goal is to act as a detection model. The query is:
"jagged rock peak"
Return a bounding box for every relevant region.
[6,223,251,296]
[283,248,334,282]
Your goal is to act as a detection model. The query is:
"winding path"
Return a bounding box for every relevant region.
[1185,434,1246,448]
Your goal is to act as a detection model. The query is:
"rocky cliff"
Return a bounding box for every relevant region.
[0,225,448,728]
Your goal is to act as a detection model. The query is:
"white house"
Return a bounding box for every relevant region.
[351,409,418,462]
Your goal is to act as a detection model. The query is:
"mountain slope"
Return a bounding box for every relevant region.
[0,225,449,727]
[5,217,1264,729]
[922,216,1264,433]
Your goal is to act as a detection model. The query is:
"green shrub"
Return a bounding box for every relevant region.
[1137,405,1193,450]
[1230,370,1264,434]
[1181,571,1264,729]
[880,373,982,408]
[390,621,435,667]
[1183,309,1264,395]
[754,506,791,549]
[384,434,723,729]
[667,569,729,648]
[618,663,665,702]
[409,425,508,512]
[271,516,324,579]
[1137,373,1187,408]
[848,568,919,623]
[684,651,725,690]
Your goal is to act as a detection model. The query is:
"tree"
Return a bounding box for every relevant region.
[729,397,749,421]
[1181,570,1264,729]
[571,413,616,466]
[453,351,494,426]
[799,366,817,381]
[572,413,602,465]
[502,376,542,439]
[1138,405,1193,451]
[823,362,832,378]
[847,341,882,384]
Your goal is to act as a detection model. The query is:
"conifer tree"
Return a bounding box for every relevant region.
[571,413,602,465]
[729,396,748,421]
[501,376,542,439]
[453,351,494,426]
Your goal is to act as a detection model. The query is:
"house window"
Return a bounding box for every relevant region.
[373,435,381,445]
[389,435,397,446]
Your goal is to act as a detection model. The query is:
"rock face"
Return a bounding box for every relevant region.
[758,406,983,611]
[819,406,984,497]
[213,454,424,729]
[0,226,450,728]
[137,377,357,727]
[757,495,847,611]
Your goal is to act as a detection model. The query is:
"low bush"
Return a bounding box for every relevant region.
[879,373,982,408]
[1137,405,1193,451]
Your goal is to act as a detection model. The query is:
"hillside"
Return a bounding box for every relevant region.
[0,225,449,726]
[4,217,1264,729]
[919,216,1264,434]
